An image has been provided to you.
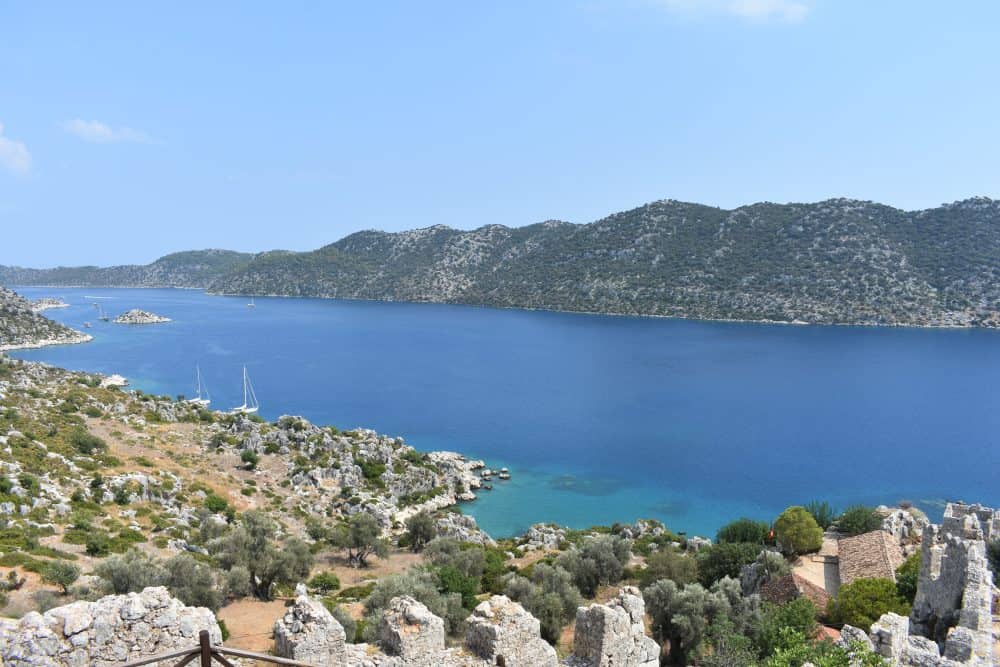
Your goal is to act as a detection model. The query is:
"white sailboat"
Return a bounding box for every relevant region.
[97,305,110,322]
[230,366,259,414]
[247,296,256,308]
[188,365,211,407]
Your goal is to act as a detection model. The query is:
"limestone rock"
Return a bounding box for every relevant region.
[273,593,347,665]
[378,596,445,666]
[569,586,659,667]
[465,595,558,667]
[0,586,220,666]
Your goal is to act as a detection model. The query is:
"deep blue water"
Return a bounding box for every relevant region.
[9,287,1000,538]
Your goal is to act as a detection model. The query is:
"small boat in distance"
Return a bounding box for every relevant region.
[230,366,260,414]
[97,305,110,322]
[188,365,211,407]
[247,296,256,308]
[83,322,92,329]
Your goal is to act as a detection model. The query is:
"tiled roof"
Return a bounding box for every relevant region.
[760,573,832,611]
[837,530,904,585]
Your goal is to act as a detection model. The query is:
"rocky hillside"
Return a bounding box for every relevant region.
[209,197,1000,327]
[5,198,1000,326]
[0,286,91,351]
[0,249,252,289]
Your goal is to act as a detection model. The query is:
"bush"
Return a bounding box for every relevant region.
[204,494,230,514]
[804,501,838,530]
[240,450,259,470]
[70,429,106,455]
[554,534,631,597]
[639,548,699,589]
[774,506,823,555]
[503,563,582,643]
[95,549,166,594]
[837,506,881,536]
[329,513,389,568]
[309,571,341,594]
[755,598,817,657]
[828,577,909,629]
[164,554,223,611]
[895,553,920,604]
[85,533,111,556]
[696,542,761,587]
[327,602,357,642]
[717,518,770,545]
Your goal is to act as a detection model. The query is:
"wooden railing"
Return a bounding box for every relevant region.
[118,630,316,667]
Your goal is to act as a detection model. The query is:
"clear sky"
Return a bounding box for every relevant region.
[2,1,999,267]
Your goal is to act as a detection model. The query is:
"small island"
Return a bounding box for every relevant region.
[30,297,69,312]
[113,309,172,324]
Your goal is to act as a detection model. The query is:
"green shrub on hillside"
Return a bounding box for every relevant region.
[837,506,881,536]
[828,577,909,629]
[774,506,823,555]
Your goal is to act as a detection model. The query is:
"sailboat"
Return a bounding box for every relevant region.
[230,366,259,414]
[97,305,110,322]
[247,296,256,308]
[188,366,211,407]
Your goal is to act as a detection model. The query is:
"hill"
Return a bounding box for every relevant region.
[0,249,252,289]
[209,197,1000,327]
[5,198,1000,326]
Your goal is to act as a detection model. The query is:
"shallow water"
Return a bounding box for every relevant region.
[11,287,1000,537]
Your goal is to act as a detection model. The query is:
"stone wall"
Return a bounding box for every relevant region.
[465,595,559,667]
[0,586,221,667]
[569,586,659,667]
[274,591,348,665]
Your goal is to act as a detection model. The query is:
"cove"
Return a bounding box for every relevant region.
[11,287,1000,538]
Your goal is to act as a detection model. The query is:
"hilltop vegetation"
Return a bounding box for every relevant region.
[5,197,1000,326]
[0,249,252,289]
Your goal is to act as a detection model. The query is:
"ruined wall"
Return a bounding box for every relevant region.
[0,586,221,667]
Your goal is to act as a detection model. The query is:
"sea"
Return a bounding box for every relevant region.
[10,287,1000,538]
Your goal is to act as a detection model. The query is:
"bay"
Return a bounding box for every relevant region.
[11,287,1000,537]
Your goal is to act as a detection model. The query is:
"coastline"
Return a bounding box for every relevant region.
[0,332,93,352]
[14,283,991,331]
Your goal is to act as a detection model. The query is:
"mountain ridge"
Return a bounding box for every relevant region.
[3,197,1000,327]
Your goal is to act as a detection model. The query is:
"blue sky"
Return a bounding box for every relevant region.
[2,1,999,267]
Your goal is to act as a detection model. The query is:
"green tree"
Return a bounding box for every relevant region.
[828,577,909,629]
[555,534,631,597]
[697,542,761,587]
[774,506,823,556]
[330,513,389,568]
[717,518,770,545]
[41,561,80,594]
[309,571,341,594]
[640,548,699,589]
[210,510,314,599]
[405,511,436,553]
[503,564,582,643]
[837,506,881,536]
[895,553,920,604]
[804,501,838,530]
[164,554,223,610]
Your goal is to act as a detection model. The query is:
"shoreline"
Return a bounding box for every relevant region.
[0,332,93,352]
[11,284,997,332]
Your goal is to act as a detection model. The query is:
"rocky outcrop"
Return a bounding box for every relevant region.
[377,596,445,666]
[879,505,930,551]
[434,512,496,547]
[113,309,171,324]
[0,286,91,351]
[518,523,567,552]
[465,595,558,667]
[568,587,660,667]
[0,586,221,666]
[274,592,348,665]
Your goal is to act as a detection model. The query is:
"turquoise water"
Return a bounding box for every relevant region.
[10,287,1000,538]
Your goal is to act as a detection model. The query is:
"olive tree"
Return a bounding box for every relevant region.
[330,513,389,568]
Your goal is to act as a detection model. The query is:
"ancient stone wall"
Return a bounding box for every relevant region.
[569,586,659,667]
[0,586,221,667]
